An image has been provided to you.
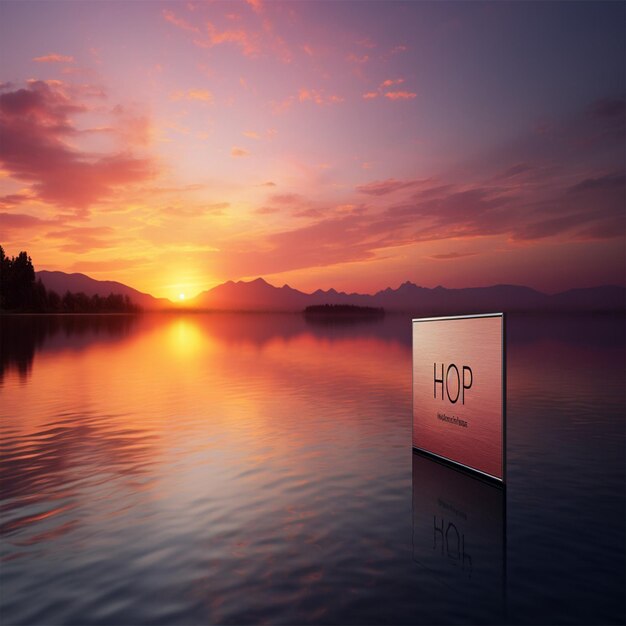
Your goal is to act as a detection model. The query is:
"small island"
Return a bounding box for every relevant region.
[303,304,385,317]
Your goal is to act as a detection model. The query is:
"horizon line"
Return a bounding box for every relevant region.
[34,268,626,305]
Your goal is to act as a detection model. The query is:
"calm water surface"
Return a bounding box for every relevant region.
[0,313,624,625]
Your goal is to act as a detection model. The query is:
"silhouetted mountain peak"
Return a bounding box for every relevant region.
[36,270,169,309]
[395,281,421,293]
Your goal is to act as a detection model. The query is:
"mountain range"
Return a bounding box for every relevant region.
[36,271,170,310]
[36,271,626,314]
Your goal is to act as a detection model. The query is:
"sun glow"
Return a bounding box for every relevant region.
[179,293,185,301]
[167,318,212,359]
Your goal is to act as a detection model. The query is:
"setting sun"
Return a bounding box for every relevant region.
[179,293,185,301]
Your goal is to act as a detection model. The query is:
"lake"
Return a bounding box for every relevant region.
[0,313,624,625]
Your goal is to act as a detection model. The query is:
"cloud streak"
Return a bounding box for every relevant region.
[46,225,119,254]
[356,178,426,196]
[384,91,416,100]
[170,88,213,103]
[362,78,416,102]
[231,146,250,158]
[0,81,156,211]
[33,53,74,63]
[216,162,625,278]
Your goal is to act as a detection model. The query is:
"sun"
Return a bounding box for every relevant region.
[179,293,185,301]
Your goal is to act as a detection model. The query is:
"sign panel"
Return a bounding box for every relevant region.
[412,313,505,481]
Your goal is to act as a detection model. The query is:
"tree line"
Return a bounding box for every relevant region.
[0,246,139,313]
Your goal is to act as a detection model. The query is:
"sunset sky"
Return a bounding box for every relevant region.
[0,0,624,300]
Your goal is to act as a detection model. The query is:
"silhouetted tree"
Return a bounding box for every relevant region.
[0,245,9,309]
[0,246,140,313]
[29,279,43,312]
[47,289,61,312]
[0,248,36,309]
[61,291,75,313]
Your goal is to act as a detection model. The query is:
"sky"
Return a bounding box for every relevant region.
[0,0,624,300]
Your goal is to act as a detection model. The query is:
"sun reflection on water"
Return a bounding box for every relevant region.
[167,317,211,359]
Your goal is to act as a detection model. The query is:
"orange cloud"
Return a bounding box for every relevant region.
[162,9,200,33]
[188,88,213,102]
[363,79,415,102]
[298,88,321,104]
[170,88,213,102]
[203,21,259,57]
[231,146,250,158]
[384,91,417,100]
[298,88,344,106]
[274,88,343,113]
[164,6,288,62]
[380,78,404,88]
[245,0,263,13]
[33,53,74,63]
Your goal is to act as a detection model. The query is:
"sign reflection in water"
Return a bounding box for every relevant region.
[412,451,505,617]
